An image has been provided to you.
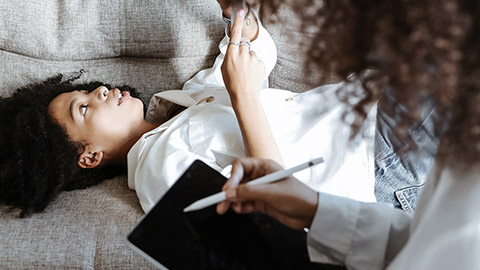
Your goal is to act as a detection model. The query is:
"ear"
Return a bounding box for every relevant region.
[77,150,104,169]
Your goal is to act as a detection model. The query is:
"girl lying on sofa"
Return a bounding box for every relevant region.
[0,2,377,216]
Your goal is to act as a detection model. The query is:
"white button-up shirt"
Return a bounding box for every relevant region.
[127,17,377,213]
[127,82,377,212]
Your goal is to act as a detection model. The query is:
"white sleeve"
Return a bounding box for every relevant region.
[182,16,277,92]
[181,37,228,92]
[307,192,412,270]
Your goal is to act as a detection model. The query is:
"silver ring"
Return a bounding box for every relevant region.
[228,41,241,46]
[240,40,251,48]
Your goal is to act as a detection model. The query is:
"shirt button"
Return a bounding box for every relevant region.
[206,96,215,103]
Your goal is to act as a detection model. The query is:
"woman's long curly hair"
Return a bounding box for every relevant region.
[259,0,480,168]
[0,74,137,217]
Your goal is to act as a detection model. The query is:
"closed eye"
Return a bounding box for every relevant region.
[80,104,88,116]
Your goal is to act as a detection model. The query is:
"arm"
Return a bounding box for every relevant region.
[221,9,285,166]
[308,192,411,269]
[217,158,413,269]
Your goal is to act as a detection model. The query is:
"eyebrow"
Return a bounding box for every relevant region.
[69,98,77,121]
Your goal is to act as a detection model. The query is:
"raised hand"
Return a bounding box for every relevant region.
[221,9,265,102]
[220,8,284,165]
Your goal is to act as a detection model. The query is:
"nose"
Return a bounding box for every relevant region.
[92,86,109,101]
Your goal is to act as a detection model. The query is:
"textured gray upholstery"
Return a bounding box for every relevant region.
[0,0,334,269]
[0,0,224,102]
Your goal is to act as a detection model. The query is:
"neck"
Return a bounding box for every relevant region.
[109,120,159,167]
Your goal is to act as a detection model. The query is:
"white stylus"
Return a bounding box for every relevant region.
[183,157,324,212]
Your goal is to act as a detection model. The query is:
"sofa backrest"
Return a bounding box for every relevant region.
[0,0,335,103]
[0,0,224,102]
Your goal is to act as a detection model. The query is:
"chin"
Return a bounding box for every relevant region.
[133,99,147,118]
[135,98,148,117]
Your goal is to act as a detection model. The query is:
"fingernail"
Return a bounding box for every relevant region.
[238,9,245,17]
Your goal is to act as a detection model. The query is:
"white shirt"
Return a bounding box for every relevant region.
[127,18,377,213]
[308,161,480,269]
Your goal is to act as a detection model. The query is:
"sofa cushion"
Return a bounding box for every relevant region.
[0,177,155,269]
[0,0,337,269]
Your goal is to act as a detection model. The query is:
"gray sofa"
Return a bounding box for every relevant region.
[0,0,332,269]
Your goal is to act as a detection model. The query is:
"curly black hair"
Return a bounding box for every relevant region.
[259,0,480,168]
[0,74,138,217]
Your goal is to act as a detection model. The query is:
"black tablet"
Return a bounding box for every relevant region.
[127,160,321,270]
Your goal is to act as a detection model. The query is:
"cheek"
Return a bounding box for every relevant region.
[90,117,118,136]
[102,101,143,128]
[91,99,144,131]
[88,107,120,132]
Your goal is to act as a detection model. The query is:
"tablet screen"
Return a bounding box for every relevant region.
[127,160,321,270]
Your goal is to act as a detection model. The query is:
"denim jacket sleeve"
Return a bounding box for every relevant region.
[373,89,442,213]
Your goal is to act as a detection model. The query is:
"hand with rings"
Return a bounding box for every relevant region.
[221,9,266,102]
[228,40,252,49]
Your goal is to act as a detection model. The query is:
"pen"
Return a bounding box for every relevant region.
[183,157,324,212]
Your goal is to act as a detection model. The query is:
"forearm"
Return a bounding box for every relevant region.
[231,92,285,167]
[220,2,281,165]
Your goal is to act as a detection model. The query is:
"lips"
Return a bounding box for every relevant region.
[111,88,130,106]
[118,90,130,106]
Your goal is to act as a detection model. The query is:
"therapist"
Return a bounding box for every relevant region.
[217,1,480,269]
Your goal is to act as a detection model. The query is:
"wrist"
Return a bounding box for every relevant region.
[230,90,261,111]
[306,192,319,229]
